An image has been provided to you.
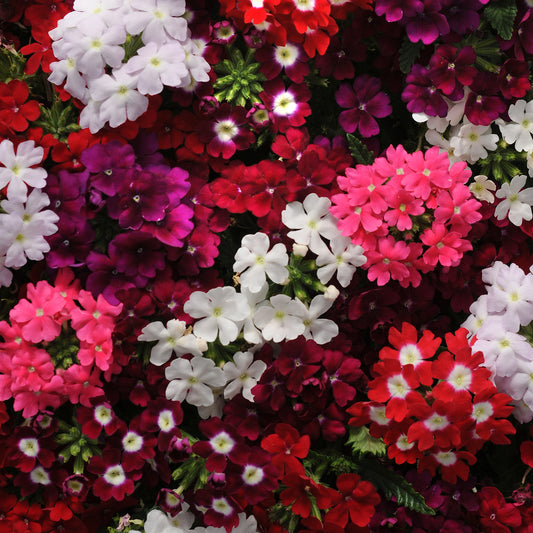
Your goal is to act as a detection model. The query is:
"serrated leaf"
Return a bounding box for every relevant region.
[347,426,387,457]
[358,459,435,516]
[346,133,375,164]
[484,0,518,41]
[398,37,424,74]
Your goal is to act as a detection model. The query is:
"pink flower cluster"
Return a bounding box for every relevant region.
[0,270,123,417]
[331,145,483,287]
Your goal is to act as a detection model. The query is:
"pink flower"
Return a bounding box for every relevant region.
[365,236,410,285]
[421,224,469,267]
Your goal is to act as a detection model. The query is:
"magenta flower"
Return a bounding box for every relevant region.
[336,75,392,137]
[402,64,448,117]
[403,0,449,44]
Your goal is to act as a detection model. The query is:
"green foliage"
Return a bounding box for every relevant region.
[346,133,375,164]
[347,426,387,457]
[483,0,518,41]
[214,47,265,107]
[56,419,101,474]
[172,454,209,492]
[398,37,424,74]
[0,45,27,83]
[33,94,80,141]
[357,458,436,516]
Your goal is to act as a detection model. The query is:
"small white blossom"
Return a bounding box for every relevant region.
[144,506,195,533]
[184,287,250,345]
[469,175,496,203]
[138,319,206,366]
[449,120,498,163]
[253,294,306,343]
[494,174,533,226]
[299,294,339,345]
[0,140,47,202]
[233,232,289,293]
[498,99,533,152]
[315,235,366,287]
[165,356,226,407]
[223,351,267,401]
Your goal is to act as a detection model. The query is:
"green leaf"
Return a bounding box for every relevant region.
[346,133,375,164]
[357,459,435,516]
[483,0,518,41]
[347,426,386,457]
[398,37,424,74]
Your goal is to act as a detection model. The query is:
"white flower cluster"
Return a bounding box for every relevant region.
[0,140,58,287]
[463,261,533,422]
[134,508,258,533]
[138,194,365,417]
[415,97,533,226]
[48,0,211,132]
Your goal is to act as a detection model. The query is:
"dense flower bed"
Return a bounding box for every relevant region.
[2,0,533,531]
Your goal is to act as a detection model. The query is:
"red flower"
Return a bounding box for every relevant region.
[261,423,310,476]
[280,473,338,517]
[478,486,522,532]
[0,80,40,133]
[324,473,380,528]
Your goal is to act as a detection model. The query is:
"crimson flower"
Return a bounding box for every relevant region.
[324,473,380,528]
[0,79,40,133]
[261,423,310,476]
[478,486,522,532]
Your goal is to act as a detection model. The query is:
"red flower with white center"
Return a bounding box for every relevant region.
[7,428,55,473]
[139,398,183,451]
[347,401,391,439]
[226,449,279,504]
[256,43,310,83]
[324,473,380,528]
[88,450,135,502]
[194,489,241,531]
[384,426,423,465]
[417,449,476,484]
[380,322,440,386]
[77,402,124,440]
[117,420,157,472]
[368,359,423,422]
[196,104,255,159]
[407,397,467,451]
[261,423,310,476]
[193,418,246,473]
[260,78,311,132]
[278,0,333,34]
[431,330,493,402]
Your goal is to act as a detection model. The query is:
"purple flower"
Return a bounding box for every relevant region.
[403,0,449,45]
[440,0,482,35]
[336,75,392,137]
[402,64,448,117]
[46,216,94,268]
[107,169,170,230]
[81,141,137,196]
[374,0,423,22]
[109,232,165,279]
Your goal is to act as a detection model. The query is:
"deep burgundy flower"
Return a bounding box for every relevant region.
[336,75,392,137]
[497,59,531,99]
[440,0,482,34]
[402,0,449,44]
[464,72,506,125]
[428,45,477,96]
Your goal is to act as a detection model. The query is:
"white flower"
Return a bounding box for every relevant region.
[233,232,289,293]
[223,351,267,401]
[48,57,88,102]
[241,284,269,346]
[124,41,188,95]
[299,294,339,345]
[165,355,226,407]
[469,175,496,203]
[144,506,195,533]
[138,319,206,366]
[315,235,366,287]
[194,514,259,533]
[0,140,47,202]
[88,68,149,131]
[494,174,533,226]
[449,120,498,163]
[253,294,306,342]
[282,193,339,254]
[498,99,533,152]
[184,287,250,345]
[125,0,188,44]
[181,37,211,84]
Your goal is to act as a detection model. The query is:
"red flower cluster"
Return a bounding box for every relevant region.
[348,324,516,484]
